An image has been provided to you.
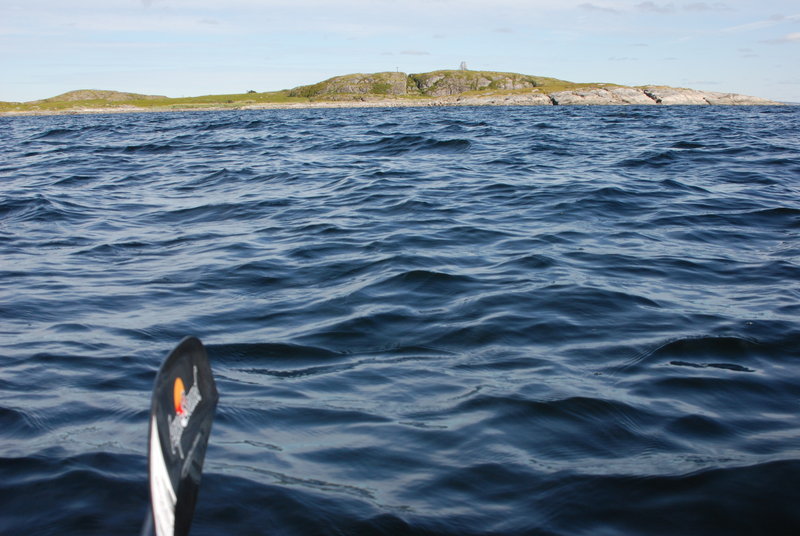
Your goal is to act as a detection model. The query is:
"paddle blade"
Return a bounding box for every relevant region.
[147,337,218,536]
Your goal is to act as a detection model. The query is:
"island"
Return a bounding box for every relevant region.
[0,70,781,116]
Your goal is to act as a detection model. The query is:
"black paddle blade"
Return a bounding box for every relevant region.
[147,337,218,536]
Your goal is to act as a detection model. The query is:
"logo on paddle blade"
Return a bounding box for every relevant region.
[168,366,202,458]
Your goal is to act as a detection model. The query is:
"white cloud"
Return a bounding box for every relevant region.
[684,2,732,12]
[723,14,800,33]
[762,32,800,44]
[579,3,618,13]
[637,2,676,13]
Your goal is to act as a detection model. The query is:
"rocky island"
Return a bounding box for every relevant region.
[0,70,781,116]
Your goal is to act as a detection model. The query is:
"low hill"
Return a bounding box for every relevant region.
[35,89,167,103]
[287,70,586,99]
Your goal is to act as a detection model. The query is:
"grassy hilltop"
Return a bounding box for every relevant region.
[286,70,600,99]
[0,69,778,115]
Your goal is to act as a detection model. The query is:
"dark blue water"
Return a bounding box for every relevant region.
[1,105,800,535]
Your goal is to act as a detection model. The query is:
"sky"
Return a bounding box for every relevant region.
[1,0,799,102]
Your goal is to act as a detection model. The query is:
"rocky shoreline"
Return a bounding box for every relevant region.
[403,86,779,107]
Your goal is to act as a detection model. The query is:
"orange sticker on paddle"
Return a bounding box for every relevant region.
[173,377,185,415]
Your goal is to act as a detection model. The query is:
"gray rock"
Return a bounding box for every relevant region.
[416,74,445,93]
[548,86,781,106]
[643,87,781,105]
[455,93,552,106]
[608,87,658,104]
[701,91,779,105]
[643,87,710,104]
[550,87,657,105]
[501,93,553,105]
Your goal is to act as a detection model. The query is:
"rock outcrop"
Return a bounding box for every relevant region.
[547,86,779,106]
[454,93,553,106]
[550,87,656,105]
[408,71,540,97]
[643,87,776,105]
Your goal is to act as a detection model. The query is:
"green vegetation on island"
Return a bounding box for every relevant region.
[287,70,611,100]
[0,70,780,115]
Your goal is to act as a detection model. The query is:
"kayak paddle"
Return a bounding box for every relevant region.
[142,337,219,536]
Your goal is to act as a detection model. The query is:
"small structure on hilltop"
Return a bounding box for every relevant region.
[460,61,468,71]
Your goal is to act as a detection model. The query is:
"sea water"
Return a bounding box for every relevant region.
[1,105,799,535]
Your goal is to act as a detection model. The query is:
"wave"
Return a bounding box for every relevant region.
[306,134,473,156]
